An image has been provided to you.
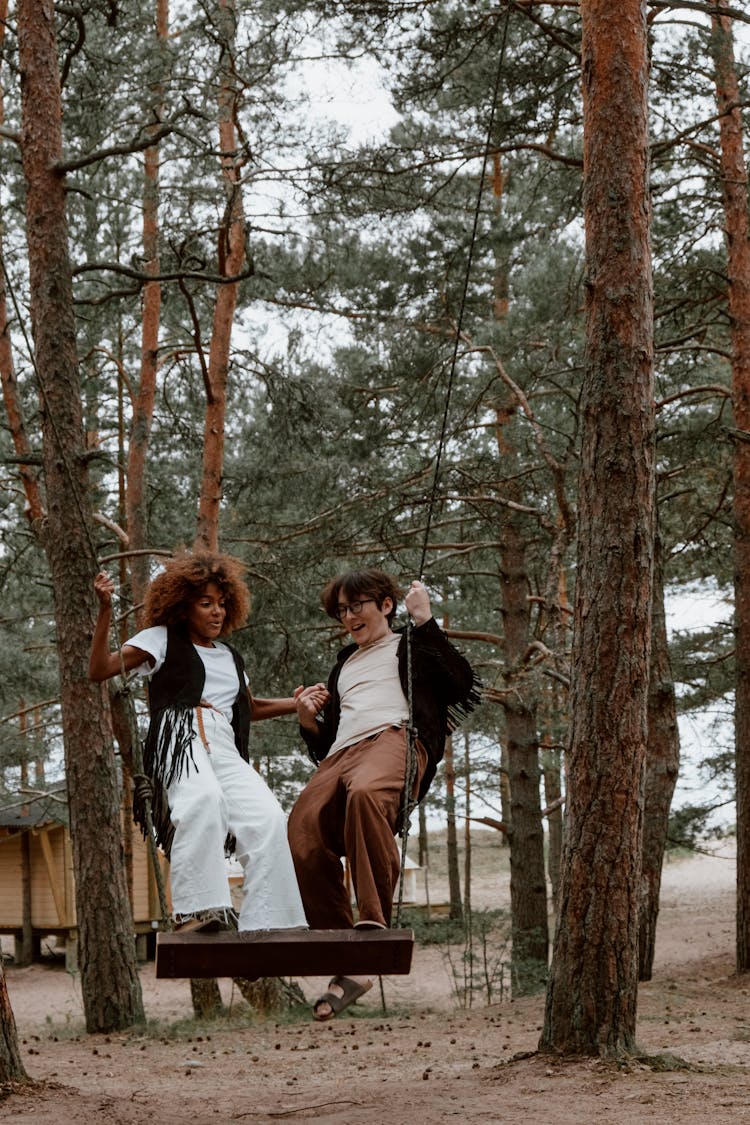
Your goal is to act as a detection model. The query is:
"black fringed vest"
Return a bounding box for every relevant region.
[133,623,251,856]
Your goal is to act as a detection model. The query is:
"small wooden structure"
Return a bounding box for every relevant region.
[0,788,166,970]
[155,927,414,979]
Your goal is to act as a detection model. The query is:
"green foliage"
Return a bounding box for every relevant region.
[398,905,508,948]
[667,803,733,850]
[0,0,745,832]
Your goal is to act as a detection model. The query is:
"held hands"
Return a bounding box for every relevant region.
[404,580,432,626]
[93,571,115,610]
[294,683,330,729]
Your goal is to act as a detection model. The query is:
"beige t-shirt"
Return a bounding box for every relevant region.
[327,631,409,757]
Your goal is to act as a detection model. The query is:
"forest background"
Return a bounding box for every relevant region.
[0,0,748,1054]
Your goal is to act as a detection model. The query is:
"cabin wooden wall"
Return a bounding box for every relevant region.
[0,822,170,932]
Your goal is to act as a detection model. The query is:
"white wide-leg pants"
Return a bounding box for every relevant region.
[165,708,307,930]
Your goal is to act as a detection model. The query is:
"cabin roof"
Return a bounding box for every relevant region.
[0,786,67,829]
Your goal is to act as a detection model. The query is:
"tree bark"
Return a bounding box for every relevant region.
[444,733,464,922]
[709,4,750,975]
[127,0,168,613]
[463,731,472,921]
[17,0,144,1033]
[194,0,247,552]
[498,486,549,994]
[418,800,429,869]
[499,744,511,848]
[0,0,43,527]
[190,978,224,1018]
[639,530,679,980]
[189,0,254,1012]
[234,977,283,1012]
[540,0,654,1056]
[541,739,563,907]
[0,963,27,1084]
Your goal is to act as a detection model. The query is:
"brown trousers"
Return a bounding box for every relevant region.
[288,726,426,929]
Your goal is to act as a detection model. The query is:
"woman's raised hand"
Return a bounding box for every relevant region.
[93,571,115,609]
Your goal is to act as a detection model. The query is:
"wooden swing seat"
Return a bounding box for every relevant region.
[155,927,415,979]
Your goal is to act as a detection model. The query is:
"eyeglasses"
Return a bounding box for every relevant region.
[334,598,376,622]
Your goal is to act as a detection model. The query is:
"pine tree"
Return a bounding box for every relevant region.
[540,0,653,1056]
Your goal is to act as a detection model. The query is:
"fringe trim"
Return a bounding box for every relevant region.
[446,668,483,734]
[407,632,483,736]
[132,706,240,859]
[133,706,197,857]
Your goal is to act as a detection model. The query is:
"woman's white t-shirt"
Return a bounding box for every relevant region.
[126,625,248,722]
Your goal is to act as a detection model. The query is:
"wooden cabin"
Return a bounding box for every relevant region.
[0,788,169,971]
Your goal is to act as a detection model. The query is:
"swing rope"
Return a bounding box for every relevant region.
[0,251,172,929]
[394,5,510,928]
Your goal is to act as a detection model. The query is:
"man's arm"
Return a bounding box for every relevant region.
[404,579,479,703]
[297,670,338,763]
[412,616,480,705]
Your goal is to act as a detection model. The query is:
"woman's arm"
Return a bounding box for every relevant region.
[250,683,329,723]
[88,572,154,682]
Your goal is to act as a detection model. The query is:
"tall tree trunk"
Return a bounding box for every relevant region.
[542,527,573,907]
[127,0,168,613]
[418,800,429,869]
[491,151,509,321]
[497,411,548,995]
[444,734,463,921]
[418,802,431,915]
[541,738,563,907]
[463,731,472,921]
[17,0,144,1033]
[709,4,750,975]
[194,0,247,552]
[540,0,654,1056]
[0,0,43,527]
[0,252,44,523]
[190,0,249,1011]
[639,530,679,980]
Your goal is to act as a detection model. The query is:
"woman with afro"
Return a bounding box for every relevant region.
[89,552,327,932]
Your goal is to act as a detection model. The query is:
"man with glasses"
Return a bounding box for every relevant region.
[288,567,480,1020]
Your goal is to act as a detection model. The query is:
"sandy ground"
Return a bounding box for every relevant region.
[1,843,748,1124]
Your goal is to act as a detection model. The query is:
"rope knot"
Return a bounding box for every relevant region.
[132,773,153,805]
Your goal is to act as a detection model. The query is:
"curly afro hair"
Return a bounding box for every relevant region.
[143,552,251,634]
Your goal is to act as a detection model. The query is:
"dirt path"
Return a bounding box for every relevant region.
[2,846,748,1124]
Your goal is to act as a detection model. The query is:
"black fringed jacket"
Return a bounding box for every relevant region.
[300,616,481,802]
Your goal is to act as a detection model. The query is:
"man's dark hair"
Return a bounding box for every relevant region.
[321,568,403,625]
